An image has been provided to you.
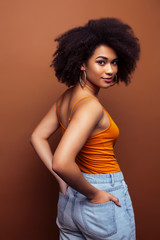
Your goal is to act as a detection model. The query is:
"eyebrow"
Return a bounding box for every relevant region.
[96,56,118,61]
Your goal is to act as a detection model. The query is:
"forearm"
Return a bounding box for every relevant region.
[52,158,121,206]
[52,158,98,199]
[30,135,66,187]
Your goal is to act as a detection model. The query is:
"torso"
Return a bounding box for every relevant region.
[57,86,111,138]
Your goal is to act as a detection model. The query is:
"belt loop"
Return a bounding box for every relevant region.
[110,173,115,187]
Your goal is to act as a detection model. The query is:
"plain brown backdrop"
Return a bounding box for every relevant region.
[1,0,160,239]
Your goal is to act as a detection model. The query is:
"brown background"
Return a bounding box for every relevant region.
[1,0,160,239]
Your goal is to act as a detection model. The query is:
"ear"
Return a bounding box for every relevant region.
[80,63,86,71]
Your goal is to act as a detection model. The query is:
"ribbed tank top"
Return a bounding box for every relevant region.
[57,94,121,174]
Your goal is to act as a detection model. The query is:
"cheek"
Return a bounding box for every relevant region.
[87,69,101,80]
[88,65,103,76]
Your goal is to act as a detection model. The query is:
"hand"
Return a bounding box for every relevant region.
[88,190,121,207]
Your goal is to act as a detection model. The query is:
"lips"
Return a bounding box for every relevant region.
[102,77,113,82]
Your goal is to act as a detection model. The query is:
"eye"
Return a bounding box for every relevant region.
[112,60,118,65]
[97,60,105,65]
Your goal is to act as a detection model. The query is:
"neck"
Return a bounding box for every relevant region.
[80,79,100,96]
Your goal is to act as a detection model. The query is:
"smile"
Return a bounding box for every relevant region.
[102,78,113,83]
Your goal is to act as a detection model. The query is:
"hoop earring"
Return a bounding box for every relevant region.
[79,70,87,88]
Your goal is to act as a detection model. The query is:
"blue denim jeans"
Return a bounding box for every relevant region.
[56,171,136,240]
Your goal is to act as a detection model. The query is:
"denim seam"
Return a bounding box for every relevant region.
[58,193,69,227]
[122,182,133,223]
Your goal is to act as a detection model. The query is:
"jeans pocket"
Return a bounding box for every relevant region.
[57,192,69,227]
[80,199,117,239]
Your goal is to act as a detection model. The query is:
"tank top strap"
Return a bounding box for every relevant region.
[69,96,97,121]
[57,93,65,123]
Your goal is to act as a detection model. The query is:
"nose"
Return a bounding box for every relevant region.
[105,64,113,75]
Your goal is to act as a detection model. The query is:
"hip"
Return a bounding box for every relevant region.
[57,171,136,239]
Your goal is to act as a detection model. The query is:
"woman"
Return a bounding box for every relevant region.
[30,18,140,240]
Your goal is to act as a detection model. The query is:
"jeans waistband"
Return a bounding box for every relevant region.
[67,171,124,197]
[81,171,124,184]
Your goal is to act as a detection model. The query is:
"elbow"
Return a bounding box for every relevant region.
[52,156,66,175]
[30,133,35,143]
[30,134,34,144]
[30,131,48,144]
[30,132,38,144]
[30,135,34,145]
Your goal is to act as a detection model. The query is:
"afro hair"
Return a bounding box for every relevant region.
[50,18,140,87]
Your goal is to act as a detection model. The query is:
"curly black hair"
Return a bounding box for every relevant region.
[50,18,140,87]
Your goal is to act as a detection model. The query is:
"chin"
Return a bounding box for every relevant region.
[102,83,114,89]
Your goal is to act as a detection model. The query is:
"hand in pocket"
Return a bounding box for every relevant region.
[88,190,121,207]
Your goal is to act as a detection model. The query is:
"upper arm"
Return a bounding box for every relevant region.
[31,97,61,140]
[53,99,103,164]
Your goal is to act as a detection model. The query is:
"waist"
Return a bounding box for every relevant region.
[67,171,124,198]
[76,155,121,174]
[81,171,124,183]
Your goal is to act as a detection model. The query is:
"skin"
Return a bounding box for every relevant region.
[80,45,118,95]
[30,45,121,206]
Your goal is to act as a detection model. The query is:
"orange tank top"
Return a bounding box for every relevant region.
[57,94,121,174]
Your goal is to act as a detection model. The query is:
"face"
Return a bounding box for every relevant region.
[81,45,118,89]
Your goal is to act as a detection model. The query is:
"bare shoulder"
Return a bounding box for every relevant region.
[71,96,104,123]
[56,88,70,107]
[56,87,72,103]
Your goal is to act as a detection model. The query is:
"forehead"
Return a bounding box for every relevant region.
[91,45,117,59]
